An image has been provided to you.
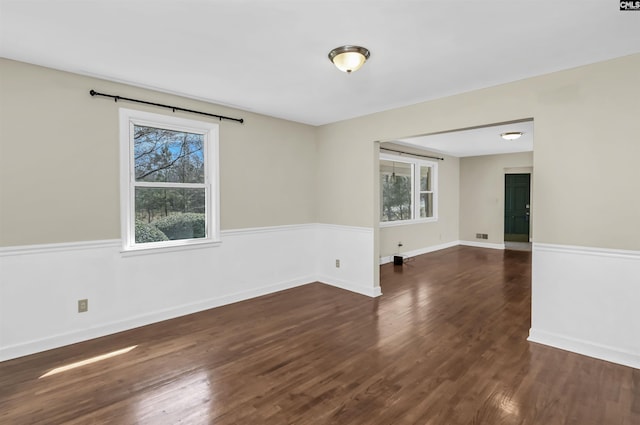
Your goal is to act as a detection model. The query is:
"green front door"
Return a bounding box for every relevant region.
[504,174,530,242]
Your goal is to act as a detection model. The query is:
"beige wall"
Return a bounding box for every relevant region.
[315,122,379,228]
[317,53,640,251]
[0,59,317,246]
[3,53,640,252]
[378,143,460,258]
[459,152,533,245]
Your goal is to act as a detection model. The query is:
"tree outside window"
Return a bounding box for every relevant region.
[120,109,219,251]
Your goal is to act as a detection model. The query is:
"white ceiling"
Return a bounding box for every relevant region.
[1,1,639,126]
[393,120,534,157]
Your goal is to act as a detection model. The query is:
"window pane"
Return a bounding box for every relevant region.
[135,187,206,243]
[380,160,412,221]
[420,192,433,218]
[420,166,431,191]
[134,125,204,183]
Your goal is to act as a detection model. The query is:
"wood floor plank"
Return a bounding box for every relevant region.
[1,246,638,424]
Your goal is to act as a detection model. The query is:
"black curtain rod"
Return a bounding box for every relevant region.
[89,90,244,124]
[380,147,444,161]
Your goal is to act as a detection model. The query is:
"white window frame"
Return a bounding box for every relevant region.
[119,108,220,254]
[379,153,438,227]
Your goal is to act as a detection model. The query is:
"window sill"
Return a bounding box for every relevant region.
[120,239,222,257]
[379,218,438,228]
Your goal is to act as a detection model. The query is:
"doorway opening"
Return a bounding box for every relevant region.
[504,173,531,250]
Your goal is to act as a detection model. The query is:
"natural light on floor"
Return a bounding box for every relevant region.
[39,345,138,379]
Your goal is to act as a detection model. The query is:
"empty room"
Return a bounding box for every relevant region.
[1,1,639,424]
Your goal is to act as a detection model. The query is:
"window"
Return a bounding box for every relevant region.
[380,153,437,225]
[119,108,220,252]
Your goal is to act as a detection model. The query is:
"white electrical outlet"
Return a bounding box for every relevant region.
[335,259,340,268]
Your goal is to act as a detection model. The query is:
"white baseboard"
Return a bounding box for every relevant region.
[318,275,382,298]
[380,240,459,264]
[0,276,313,362]
[459,240,505,250]
[528,328,640,370]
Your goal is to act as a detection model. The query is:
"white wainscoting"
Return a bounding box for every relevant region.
[0,223,377,361]
[315,224,379,297]
[529,243,640,369]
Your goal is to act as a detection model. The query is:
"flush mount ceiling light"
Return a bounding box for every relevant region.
[501,131,523,140]
[328,45,370,73]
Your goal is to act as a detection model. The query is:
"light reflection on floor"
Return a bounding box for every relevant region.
[376,283,431,355]
[135,369,213,423]
[39,345,138,378]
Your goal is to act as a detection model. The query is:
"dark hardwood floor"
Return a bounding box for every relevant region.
[1,246,638,424]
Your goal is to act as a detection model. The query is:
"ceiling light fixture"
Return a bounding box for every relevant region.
[501,132,523,140]
[328,45,370,73]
